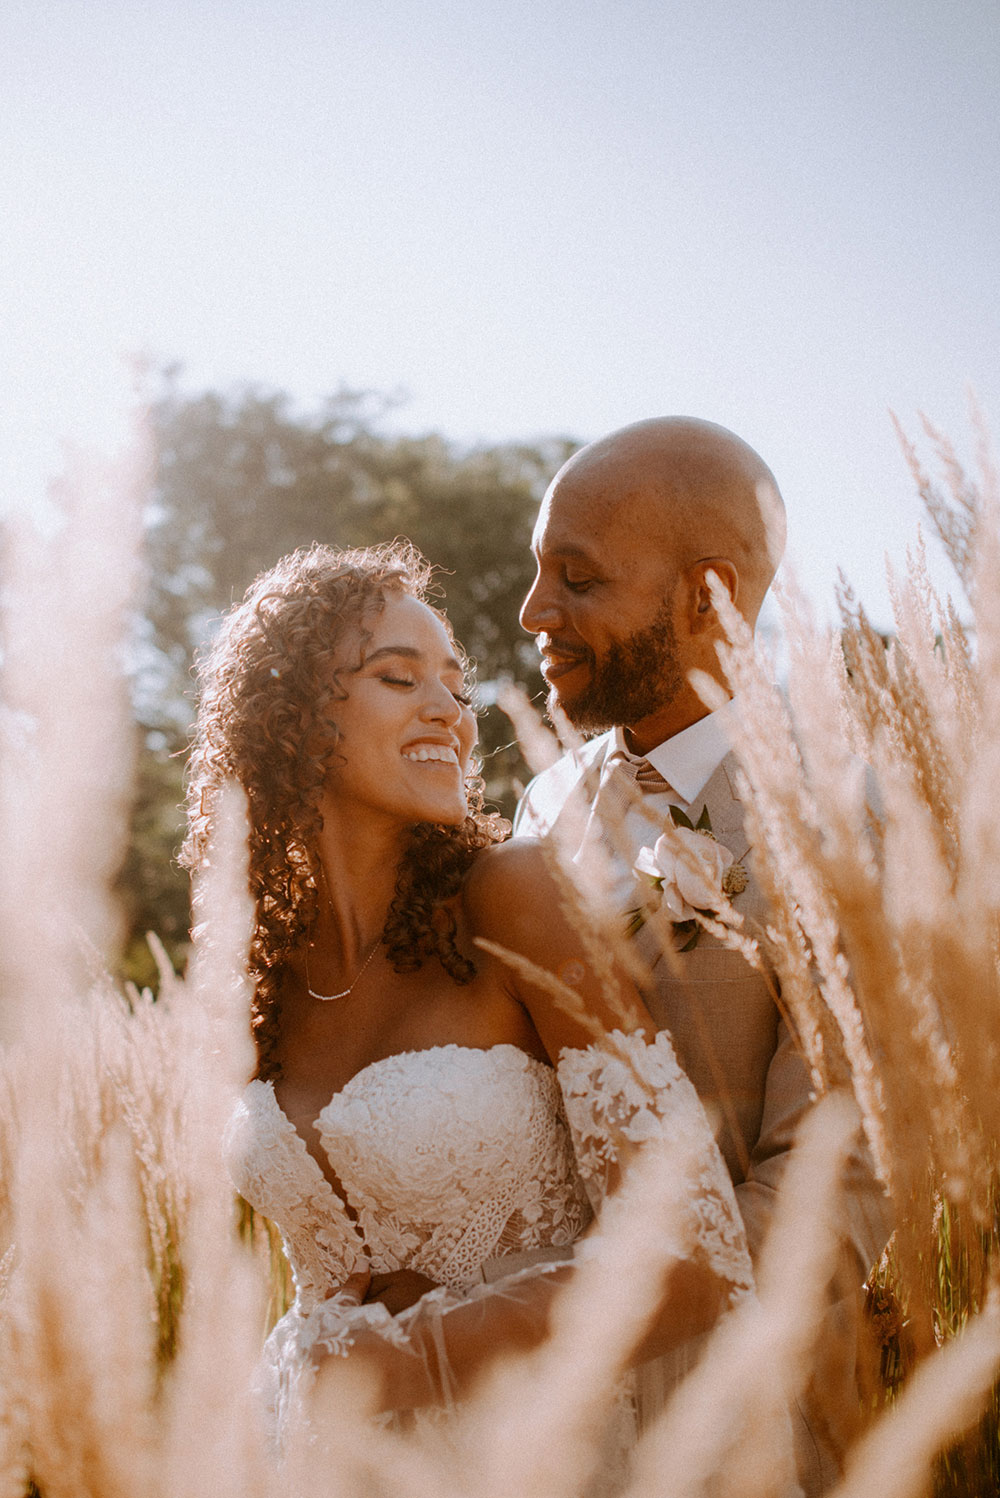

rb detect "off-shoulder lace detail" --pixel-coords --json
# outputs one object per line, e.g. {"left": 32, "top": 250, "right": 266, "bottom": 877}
{"left": 224, "top": 1081, "right": 367, "bottom": 1309}
{"left": 557, "top": 1030, "right": 754, "bottom": 1302}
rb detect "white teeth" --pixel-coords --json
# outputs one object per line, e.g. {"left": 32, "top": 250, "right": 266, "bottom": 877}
{"left": 403, "top": 744, "right": 459, "bottom": 765}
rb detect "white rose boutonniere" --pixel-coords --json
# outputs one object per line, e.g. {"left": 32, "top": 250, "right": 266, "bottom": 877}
{"left": 628, "top": 805, "right": 748, "bottom": 950}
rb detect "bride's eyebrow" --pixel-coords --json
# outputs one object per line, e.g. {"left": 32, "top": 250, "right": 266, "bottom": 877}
{"left": 362, "top": 645, "right": 464, "bottom": 673}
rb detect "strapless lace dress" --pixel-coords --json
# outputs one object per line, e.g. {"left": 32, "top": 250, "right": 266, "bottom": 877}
{"left": 225, "top": 1033, "right": 753, "bottom": 1454}
{"left": 226, "top": 1044, "right": 591, "bottom": 1308}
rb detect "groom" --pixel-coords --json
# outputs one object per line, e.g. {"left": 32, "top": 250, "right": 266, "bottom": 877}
{"left": 513, "top": 416, "right": 887, "bottom": 1496}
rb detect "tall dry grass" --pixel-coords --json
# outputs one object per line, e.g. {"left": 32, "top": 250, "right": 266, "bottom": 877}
{"left": 1, "top": 411, "right": 999, "bottom": 1496}
{"left": 691, "top": 407, "right": 1000, "bottom": 1491}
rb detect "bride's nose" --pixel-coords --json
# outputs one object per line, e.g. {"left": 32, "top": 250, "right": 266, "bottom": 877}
{"left": 419, "top": 678, "right": 462, "bottom": 724}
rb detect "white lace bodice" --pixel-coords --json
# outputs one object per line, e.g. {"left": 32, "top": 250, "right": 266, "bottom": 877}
{"left": 227, "top": 1029, "right": 754, "bottom": 1458}
{"left": 225, "top": 1043, "right": 592, "bottom": 1310}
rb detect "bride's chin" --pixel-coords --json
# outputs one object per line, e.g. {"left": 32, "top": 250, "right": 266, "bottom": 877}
{"left": 389, "top": 793, "right": 469, "bottom": 829}
{"left": 427, "top": 799, "right": 471, "bottom": 828}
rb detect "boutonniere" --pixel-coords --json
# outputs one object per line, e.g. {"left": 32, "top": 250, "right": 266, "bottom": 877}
{"left": 626, "top": 805, "right": 748, "bottom": 951}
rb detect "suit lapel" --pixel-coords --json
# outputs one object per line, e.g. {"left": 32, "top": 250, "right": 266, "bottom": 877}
{"left": 681, "top": 752, "right": 750, "bottom": 859}
{"left": 543, "top": 733, "right": 609, "bottom": 847}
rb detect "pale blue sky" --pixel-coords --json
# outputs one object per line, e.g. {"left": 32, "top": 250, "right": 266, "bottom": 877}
{"left": 2, "top": 0, "right": 997, "bottom": 625}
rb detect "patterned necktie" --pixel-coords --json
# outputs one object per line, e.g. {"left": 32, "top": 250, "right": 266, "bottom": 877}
{"left": 572, "top": 755, "right": 677, "bottom": 890}
{"left": 586, "top": 756, "right": 675, "bottom": 837}
{"left": 628, "top": 758, "right": 674, "bottom": 793}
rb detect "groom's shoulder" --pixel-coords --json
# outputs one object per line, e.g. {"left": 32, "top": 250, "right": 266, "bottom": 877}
{"left": 513, "top": 730, "right": 611, "bottom": 838}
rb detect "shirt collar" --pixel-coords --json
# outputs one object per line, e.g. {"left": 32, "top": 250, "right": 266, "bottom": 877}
{"left": 605, "top": 699, "right": 736, "bottom": 805}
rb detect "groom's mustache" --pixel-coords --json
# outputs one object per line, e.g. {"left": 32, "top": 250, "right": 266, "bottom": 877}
{"left": 537, "top": 634, "right": 592, "bottom": 665}
{"left": 536, "top": 636, "right": 594, "bottom": 689}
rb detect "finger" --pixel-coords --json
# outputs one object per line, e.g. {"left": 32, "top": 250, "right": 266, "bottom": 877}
{"left": 340, "top": 1268, "right": 372, "bottom": 1303}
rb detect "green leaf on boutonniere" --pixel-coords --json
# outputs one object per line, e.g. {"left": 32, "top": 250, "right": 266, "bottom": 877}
{"left": 624, "top": 911, "right": 709, "bottom": 950}
{"left": 669, "top": 803, "right": 713, "bottom": 835}
{"left": 625, "top": 907, "right": 646, "bottom": 938}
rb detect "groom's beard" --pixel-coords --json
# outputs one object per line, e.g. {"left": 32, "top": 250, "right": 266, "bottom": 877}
{"left": 549, "top": 603, "right": 683, "bottom": 734}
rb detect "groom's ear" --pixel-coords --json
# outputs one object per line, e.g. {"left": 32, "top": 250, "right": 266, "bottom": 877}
{"left": 685, "top": 558, "right": 739, "bottom": 634}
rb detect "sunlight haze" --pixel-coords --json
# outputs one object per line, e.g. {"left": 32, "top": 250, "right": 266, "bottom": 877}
{"left": 3, "top": 0, "right": 997, "bottom": 625}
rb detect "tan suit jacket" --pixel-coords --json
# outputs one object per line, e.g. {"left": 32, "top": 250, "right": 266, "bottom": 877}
{"left": 514, "top": 732, "right": 890, "bottom": 1495}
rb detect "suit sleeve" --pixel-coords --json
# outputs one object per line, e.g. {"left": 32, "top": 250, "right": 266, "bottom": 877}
{"left": 736, "top": 1015, "right": 890, "bottom": 1278}
{"left": 738, "top": 764, "right": 892, "bottom": 1279}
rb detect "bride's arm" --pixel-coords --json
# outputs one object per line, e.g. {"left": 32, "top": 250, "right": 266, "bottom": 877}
{"left": 464, "top": 837, "right": 658, "bottom": 1061}
{"left": 313, "top": 1252, "right": 730, "bottom": 1414}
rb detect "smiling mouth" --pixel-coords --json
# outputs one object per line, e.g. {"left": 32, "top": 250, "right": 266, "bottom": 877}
{"left": 401, "top": 744, "right": 461, "bottom": 766}
{"left": 540, "top": 646, "right": 591, "bottom": 682}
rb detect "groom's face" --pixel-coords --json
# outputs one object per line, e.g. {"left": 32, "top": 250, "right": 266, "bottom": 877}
{"left": 520, "top": 474, "right": 685, "bottom": 733}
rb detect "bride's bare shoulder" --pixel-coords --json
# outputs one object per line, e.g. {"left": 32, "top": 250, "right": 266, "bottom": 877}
{"left": 462, "top": 837, "right": 655, "bottom": 1049}
{"left": 461, "top": 838, "right": 556, "bottom": 942}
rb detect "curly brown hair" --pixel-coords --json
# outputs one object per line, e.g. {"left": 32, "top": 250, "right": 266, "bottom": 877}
{"left": 181, "top": 540, "right": 508, "bottom": 1080}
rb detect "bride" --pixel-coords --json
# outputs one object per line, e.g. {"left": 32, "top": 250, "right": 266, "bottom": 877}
{"left": 182, "top": 540, "right": 752, "bottom": 1451}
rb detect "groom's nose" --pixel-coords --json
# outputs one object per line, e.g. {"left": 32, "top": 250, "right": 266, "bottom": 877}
{"left": 519, "top": 570, "right": 560, "bottom": 635}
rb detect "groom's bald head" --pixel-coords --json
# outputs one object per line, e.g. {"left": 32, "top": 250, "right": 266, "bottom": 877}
{"left": 520, "top": 416, "right": 786, "bottom": 746}
{"left": 548, "top": 417, "right": 785, "bottom": 622}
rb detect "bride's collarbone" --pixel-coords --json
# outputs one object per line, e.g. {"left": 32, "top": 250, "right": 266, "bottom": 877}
{"left": 274, "top": 959, "right": 545, "bottom": 1114}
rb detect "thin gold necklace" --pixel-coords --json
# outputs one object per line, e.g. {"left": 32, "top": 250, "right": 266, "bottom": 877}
{"left": 306, "top": 864, "right": 382, "bottom": 1001}
{"left": 305, "top": 936, "right": 380, "bottom": 1002}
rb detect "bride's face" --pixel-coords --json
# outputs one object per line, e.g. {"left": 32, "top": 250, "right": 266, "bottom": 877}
{"left": 320, "top": 592, "right": 478, "bottom": 827}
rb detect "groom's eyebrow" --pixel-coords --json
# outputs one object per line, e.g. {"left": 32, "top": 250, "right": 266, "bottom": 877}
{"left": 540, "top": 542, "right": 600, "bottom": 564}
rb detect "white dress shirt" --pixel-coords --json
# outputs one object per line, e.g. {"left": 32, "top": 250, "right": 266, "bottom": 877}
{"left": 514, "top": 701, "right": 738, "bottom": 908}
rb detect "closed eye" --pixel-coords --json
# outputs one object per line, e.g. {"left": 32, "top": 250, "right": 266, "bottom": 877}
{"left": 564, "top": 576, "right": 595, "bottom": 594}
{"left": 380, "top": 672, "right": 471, "bottom": 707}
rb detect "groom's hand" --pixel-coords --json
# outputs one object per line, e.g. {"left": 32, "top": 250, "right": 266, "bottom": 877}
{"left": 365, "top": 1269, "right": 439, "bottom": 1314}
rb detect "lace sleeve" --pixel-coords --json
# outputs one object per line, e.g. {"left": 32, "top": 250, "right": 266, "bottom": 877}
{"left": 557, "top": 1030, "right": 754, "bottom": 1303}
